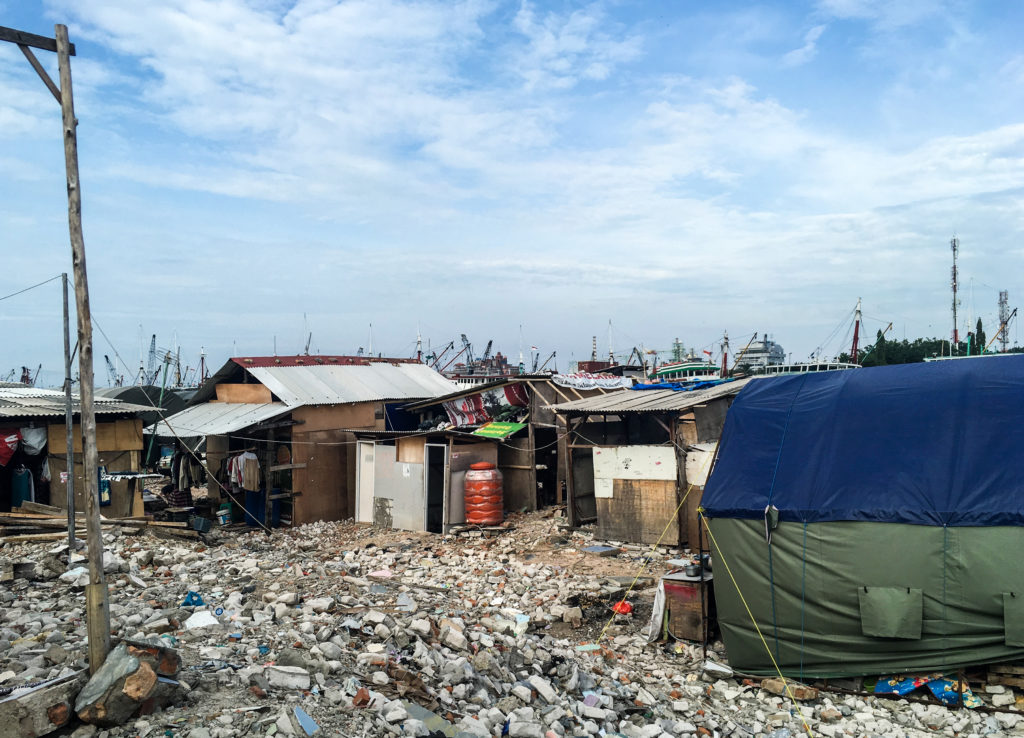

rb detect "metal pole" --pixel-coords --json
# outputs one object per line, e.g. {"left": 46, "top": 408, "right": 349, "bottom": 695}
{"left": 56, "top": 24, "right": 109, "bottom": 673}
{"left": 62, "top": 272, "right": 75, "bottom": 552}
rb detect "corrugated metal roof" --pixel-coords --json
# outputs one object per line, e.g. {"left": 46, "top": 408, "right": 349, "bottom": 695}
{"left": 147, "top": 403, "right": 291, "bottom": 437}
{"left": 552, "top": 378, "right": 753, "bottom": 414}
{"left": 233, "top": 355, "right": 422, "bottom": 368}
{"left": 0, "top": 387, "right": 154, "bottom": 419}
{"left": 246, "top": 363, "right": 458, "bottom": 406}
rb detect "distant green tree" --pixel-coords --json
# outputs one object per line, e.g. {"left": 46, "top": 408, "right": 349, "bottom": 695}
{"left": 975, "top": 318, "right": 986, "bottom": 354}
{"left": 860, "top": 329, "right": 888, "bottom": 366}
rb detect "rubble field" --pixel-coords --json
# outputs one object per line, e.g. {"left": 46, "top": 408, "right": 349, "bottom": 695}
{"left": 1, "top": 510, "right": 1021, "bottom": 738}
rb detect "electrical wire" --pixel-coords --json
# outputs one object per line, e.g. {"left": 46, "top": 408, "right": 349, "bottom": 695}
{"left": 0, "top": 274, "right": 62, "bottom": 302}
{"left": 93, "top": 316, "right": 275, "bottom": 533}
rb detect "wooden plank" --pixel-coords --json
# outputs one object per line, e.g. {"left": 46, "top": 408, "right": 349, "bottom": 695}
{"left": 989, "top": 664, "right": 1024, "bottom": 676}
{"left": 15, "top": 501, "right": 64, "bottom": 515}
{"left": 0, "top": 25, "right": 75, "bottom": 54}
{"left": 19, "top": 44, "right": 61, "bottom": 102}
{"left": 1, "top": 531, "right": 85, "bottom": 543}
{"left": 988, "top": 674, "right": 1024, "bottom": 688}
{"left": 215, "top": 383, "right": 272, "bottom": 403}
{"left": 7, "top": 510, "right": 83, "bottom": 519}
{"left": 0, "top": 515, "right": 74, "bottom": 529}
{"left": 268, "top": 462, "right": 306, "bottom": 472}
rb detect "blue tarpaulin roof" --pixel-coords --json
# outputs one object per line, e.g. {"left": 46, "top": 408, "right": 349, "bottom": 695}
{"left": 701, "top": 355, "right": 1024, "bottom": 527}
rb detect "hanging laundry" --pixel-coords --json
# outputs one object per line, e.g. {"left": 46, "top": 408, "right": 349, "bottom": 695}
{"left": 0, "top": 430, "right": 21, "bottom": 467}
{"left": 97, "top": 465, "right": 111, "bottom": 506}
{"left": 11, "top": 464, "right": 35, "bottom": 506}
{"left": 19, "top": 427, "right": 47, "bottom": 455}
{"left": 240, "top": 451, "right": 260, "bottom": 492}
{"left": 228, "top": 452, "right": 261, "bottom": 492}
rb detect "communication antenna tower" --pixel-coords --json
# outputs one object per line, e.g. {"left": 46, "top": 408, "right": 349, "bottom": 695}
{"left": 950, "top": 237, "right": 960, "bottom": 352}
{"left": 999, "top": 290, "right": 1010, "bottom": 353}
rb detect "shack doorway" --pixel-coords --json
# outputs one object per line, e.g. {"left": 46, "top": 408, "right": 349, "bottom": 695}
{"left": 534, "top": 427, "right": 559, "bottom": 508}
{"left": 425, "top": 443, "right": 446, "bottom": 533}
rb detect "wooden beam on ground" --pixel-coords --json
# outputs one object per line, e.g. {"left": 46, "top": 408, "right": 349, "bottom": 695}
{"left": 15, "top": 501, "right": 65, "bottom": 515}
{"left": 1, "top": 531, "right": 85, "bottom": 543}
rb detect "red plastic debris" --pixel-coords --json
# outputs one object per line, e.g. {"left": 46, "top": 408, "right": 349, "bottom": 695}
{"left": 612, "top": 600, "right": 633, "bottom": 615}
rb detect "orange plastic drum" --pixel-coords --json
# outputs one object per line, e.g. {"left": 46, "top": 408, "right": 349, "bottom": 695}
{"left": 464, "top": 461, "right": 504, "bottom": 525}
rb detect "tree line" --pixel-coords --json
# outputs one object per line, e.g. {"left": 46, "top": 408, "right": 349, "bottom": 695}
{"left": 840, "top": 318, "right": 1022, "bottom": 366}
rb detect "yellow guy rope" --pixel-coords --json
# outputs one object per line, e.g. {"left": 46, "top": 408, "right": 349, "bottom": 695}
{"left": 699, "top": 511, "right": 814, "bottom": 737}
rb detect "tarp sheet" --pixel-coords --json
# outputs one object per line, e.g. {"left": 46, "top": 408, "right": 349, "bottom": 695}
{"left": 702, "top": 356, "right": 1024, "bottom": 527}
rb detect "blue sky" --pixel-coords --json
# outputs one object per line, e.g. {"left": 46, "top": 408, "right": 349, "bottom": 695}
{"left": 2, "top": 0, "right": 1024, "bottom": 386}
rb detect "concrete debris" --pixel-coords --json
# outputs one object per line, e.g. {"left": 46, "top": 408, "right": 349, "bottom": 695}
{"left": 0, "top": 669, "right": 88, "bottom": 737}
{"left": 75, "top": 640, "right": 181, "bottom": 726}
{"left": 0, "top": 510, "right": 1019, "bottom": 736}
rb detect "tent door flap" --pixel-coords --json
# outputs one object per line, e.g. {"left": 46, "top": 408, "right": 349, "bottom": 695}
{"left": 858, "top": 586, "right": 923, "bottom": 640}
{"left": 1004, "top": 593, "right": 1024, "bottom": 647}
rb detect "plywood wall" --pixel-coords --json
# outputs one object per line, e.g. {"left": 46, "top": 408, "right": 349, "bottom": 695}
{"left": 48, "top": 450, "right": 142, "bottom": 519}
{"left": 47, "top": 418, "right": 143, "bottom": 453}
{"left": 291, "top": 428, "right": 350, "bottom": 525}
{"left": 596, "top": 478, "right": 680, "bottom": 545}
{"left": 592, "top": 445, "right": 680, "bottom": 545}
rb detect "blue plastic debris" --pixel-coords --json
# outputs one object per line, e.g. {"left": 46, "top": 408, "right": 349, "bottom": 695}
{"left": 293, "top": 706, "right": 320, "bottom": 736}
{"left": 181, "top": 591, "right": 204, "bottom": 607}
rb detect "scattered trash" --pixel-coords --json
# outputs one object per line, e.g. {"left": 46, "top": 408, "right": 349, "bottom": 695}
{"left": 582, "top": 545, "right": 620, "bottom": 557}
{"left": 702, "top": 660, "right": 734, "bottom": 678}
{"left": 183, "top": 611, "right": 219, "bottom": 630}
{"left": 181, "top": 591, "right": 204, "bottom": 607}
{"left": 293, "top": 706, "right": 320, "bottom": 736}
{"left": 875, "top": 674, "right": 983, "bottom": 708}
{"left": 612, "top": 600, "right": 633, "bottom": 615}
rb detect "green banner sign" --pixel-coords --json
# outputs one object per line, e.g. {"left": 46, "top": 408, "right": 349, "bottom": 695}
{"left": 472, "top": 421, "right": 526, "bottom": 439}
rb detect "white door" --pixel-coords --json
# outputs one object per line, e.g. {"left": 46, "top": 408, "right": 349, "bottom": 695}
{"left": 356, "top": 441, "right": 375, "bottom": 523}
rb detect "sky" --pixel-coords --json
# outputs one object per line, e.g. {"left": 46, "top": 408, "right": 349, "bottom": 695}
{"left": 2, "top": 0, "right": 1024, "bottom": 387}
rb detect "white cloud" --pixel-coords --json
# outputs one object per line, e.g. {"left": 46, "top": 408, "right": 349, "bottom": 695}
{"left": 816, "top": 0, "right": 950, "bottom": 30}
{"left": 510, "top": 1, "right": 642, "bottom": 90}
{"left": 1, "top": 0, "right": 1021, "bottom": 372}
{"left": 782, "top": 24, "right": 826, "bottom": 67}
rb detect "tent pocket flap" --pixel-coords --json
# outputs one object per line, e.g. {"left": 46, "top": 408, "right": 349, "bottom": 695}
{"left": 858, "top": 586, "right": 923, "bottom": 639}
{"left": 1003, "top": 593, "right": 1024, "bottom": 647}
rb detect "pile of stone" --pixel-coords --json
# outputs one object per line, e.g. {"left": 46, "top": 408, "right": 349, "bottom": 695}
{"left": 0, "top": 512, "right": 1020, "bottom": 737}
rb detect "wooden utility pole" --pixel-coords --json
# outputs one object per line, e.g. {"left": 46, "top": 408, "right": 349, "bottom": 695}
{"left": 0, "top": 23, "right": 109, "bottom": 673}
{"left": 62, "top": 272, "right": 76, "bottom": 551}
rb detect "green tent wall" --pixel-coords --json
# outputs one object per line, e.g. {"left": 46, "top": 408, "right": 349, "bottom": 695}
{"left": 701, "top": 356, "right": 1024, "bottom": 677}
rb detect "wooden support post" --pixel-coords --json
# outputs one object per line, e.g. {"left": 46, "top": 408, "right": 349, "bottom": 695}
{"left": 62, "top": 272, "right": 76, "bottom": 551}
{"left": 564, "top": 418, "right": 576, "bottom": 528}
{"left": 264, "top": 428, "right": 275, "bottom": 534}
{"left": 56, "top": 23, "right": 109, "bottom": 673}
{"left": 526, "top": 416, "right": 537, "bottom": 512}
